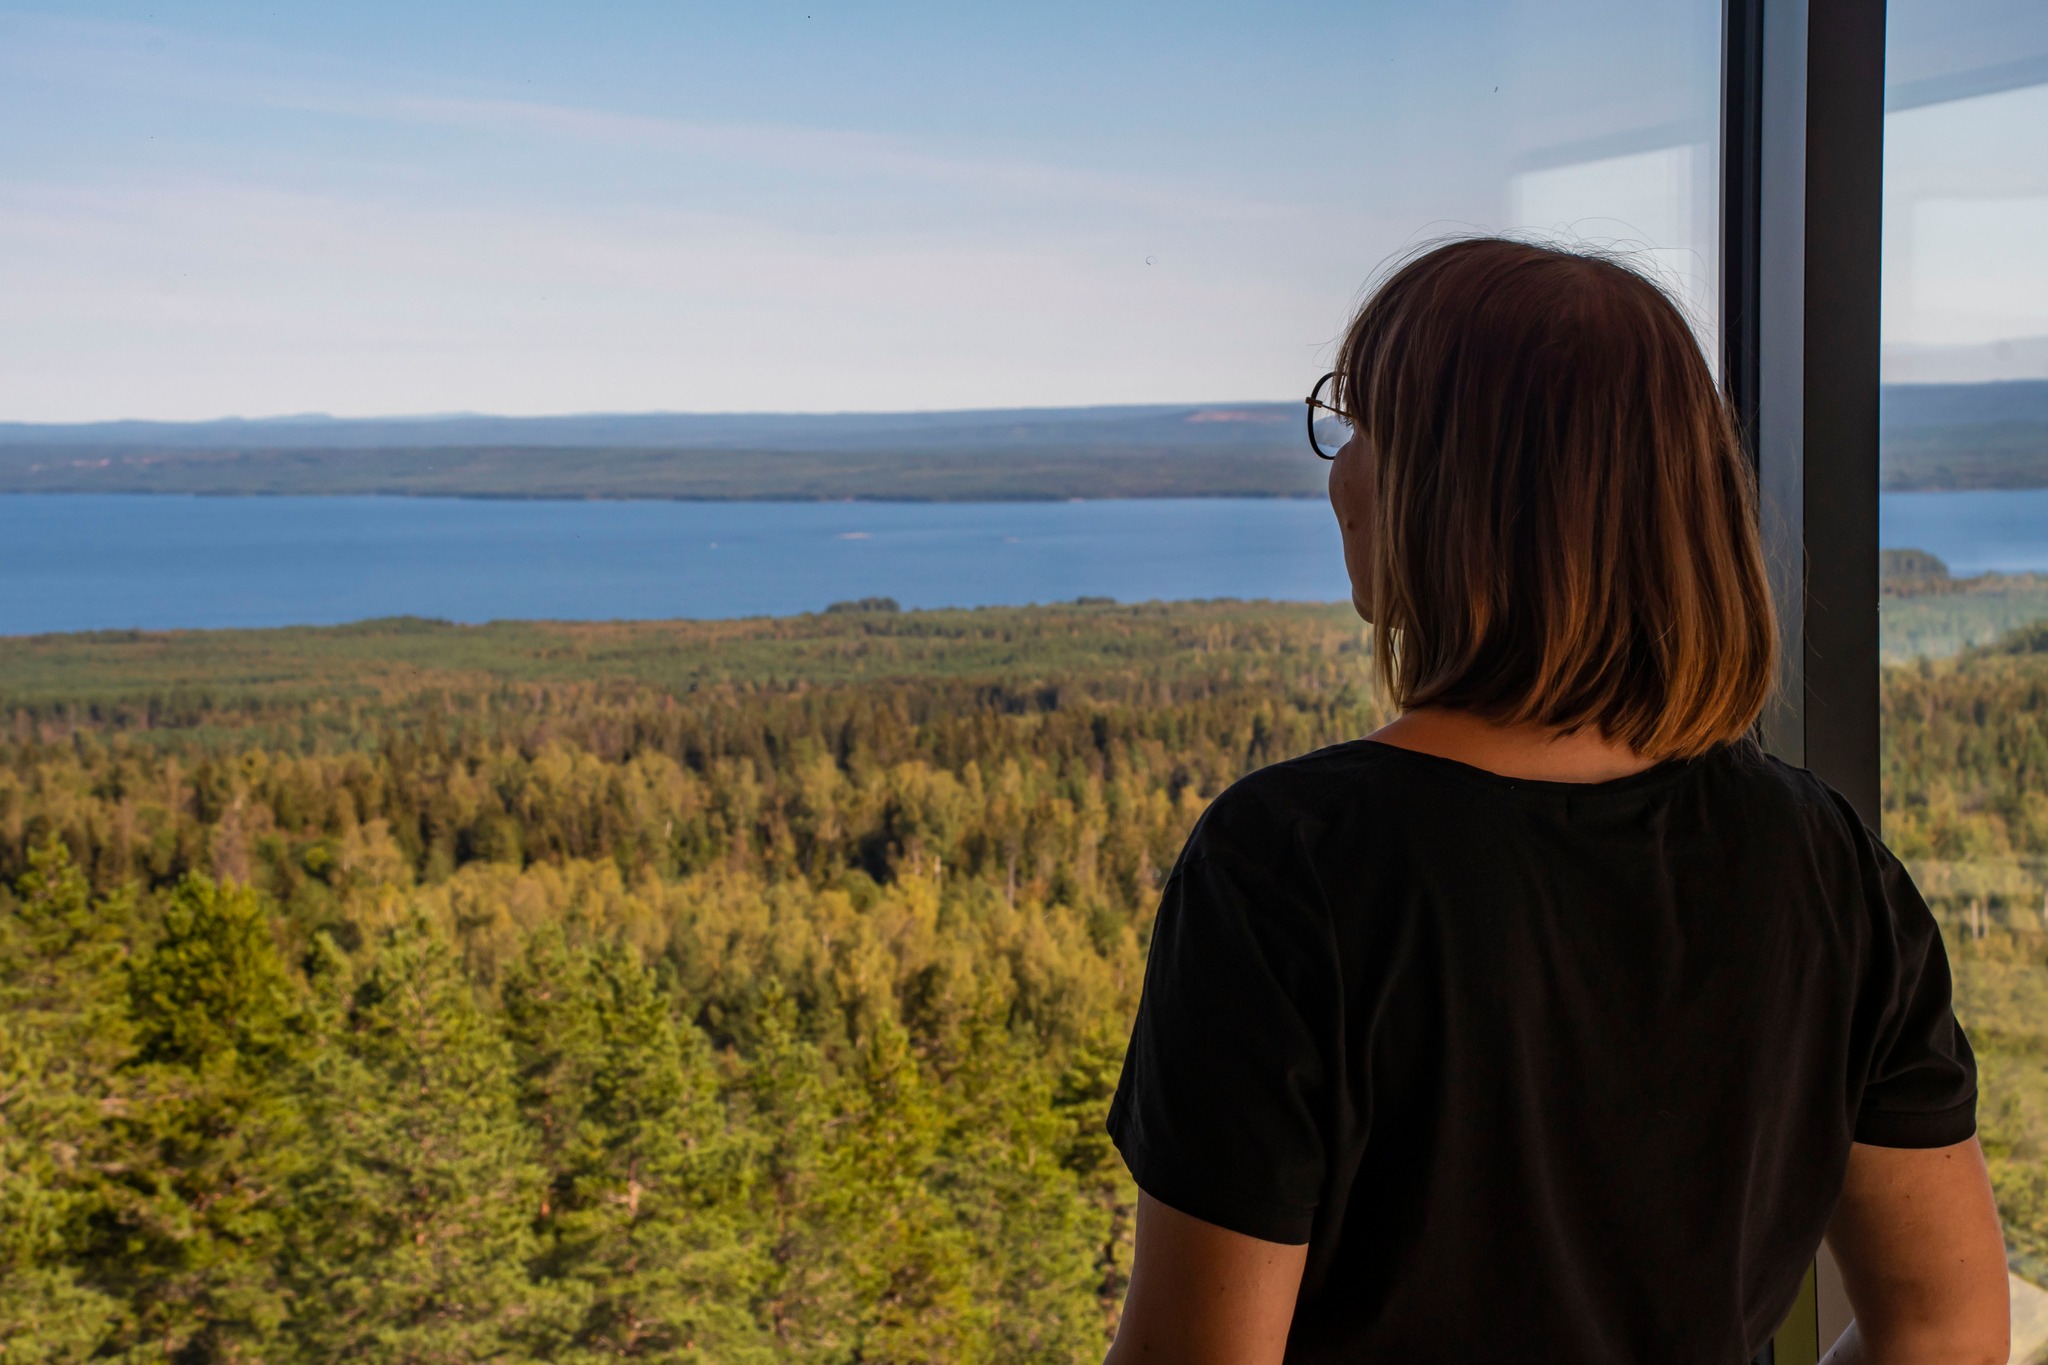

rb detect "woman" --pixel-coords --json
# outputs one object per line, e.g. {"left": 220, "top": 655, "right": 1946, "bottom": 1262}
{"left": 1103, "top": 239, "right": 2008, "bottom": 1364}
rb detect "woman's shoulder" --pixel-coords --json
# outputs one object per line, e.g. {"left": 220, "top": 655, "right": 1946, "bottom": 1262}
{"left": 1182, "top": 740, "right": 1409, "bottom": 865}
{"left": 1696, "top": 739, "right": 1881, "bottom": 849}
{"left": 1202, "top": 739, "right": 1404, "bottom": 822}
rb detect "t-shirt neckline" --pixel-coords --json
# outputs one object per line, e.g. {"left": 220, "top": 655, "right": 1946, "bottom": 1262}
{"left": 1355, "top": 737, "right": 1707, "bottom": 801}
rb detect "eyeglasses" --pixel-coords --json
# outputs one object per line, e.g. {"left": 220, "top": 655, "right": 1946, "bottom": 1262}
{"left": 1305, "top": 371, "right": 1353, "bottom": 461}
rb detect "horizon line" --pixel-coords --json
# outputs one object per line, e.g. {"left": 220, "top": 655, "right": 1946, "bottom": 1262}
{"left": 0, "top": 399, "right": 1304, "bottom": 429}
{"left": 6, "top": 375, "right": 2047, "bottom": 430}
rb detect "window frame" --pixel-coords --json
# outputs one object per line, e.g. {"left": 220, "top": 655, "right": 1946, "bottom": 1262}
{"left": 1720, "top": 0, "right": 1890, "bottom": 1358}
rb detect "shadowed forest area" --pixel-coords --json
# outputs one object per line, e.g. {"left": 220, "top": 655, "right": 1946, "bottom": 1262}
{"left": 1, "top": 598, "right": 2043, "bottom": 1360}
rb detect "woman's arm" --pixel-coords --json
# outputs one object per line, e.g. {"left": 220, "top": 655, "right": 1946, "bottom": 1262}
{"left": 1104, "top": 1192, "right": 1308, "bottom": 1365}
{"left": 1819, "top": 1137, "right": 2009, "bottom": 1365}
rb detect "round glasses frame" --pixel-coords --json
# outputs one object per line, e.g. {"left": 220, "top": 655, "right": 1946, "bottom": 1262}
{"left": 1305, "top": 371, "right": 1351, "bottom": 461}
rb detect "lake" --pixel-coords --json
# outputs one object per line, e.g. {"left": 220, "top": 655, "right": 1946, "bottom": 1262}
{"left": 2, "top": 490, "right": 2043, "bottom": 636}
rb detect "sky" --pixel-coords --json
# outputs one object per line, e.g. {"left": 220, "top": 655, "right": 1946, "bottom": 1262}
{"left": 1882, "top": 80, "right": 2048, "bottom": 382}
{"left": 0, "top": 0, "right": 2038, "bottom": 421}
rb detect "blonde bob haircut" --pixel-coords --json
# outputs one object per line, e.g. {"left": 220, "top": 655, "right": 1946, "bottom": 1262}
{"left": 1334, "top": 237, "right": 1776, "bottom": 760}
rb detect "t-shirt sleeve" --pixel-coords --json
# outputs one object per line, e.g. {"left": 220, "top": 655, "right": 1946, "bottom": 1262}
{"left": 1852, "top": 838, "right": 1978, "bottom": 1149}
{"left": 1107, "top": 787, "right": 1336, "bottom": 1245}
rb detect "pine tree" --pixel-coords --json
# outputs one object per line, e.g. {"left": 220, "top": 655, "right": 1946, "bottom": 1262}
{"left": 109, "top": 871, "right": 304, "bottom": 1361}
{"left": 824, "top": 1013, "right": 990, "bottom": 1364}
{"left": 953, "top": 1018, "right": 1114, "bottom": 1364}
{"left": 1053, "top": 1027, "right": 1137, "bottom": 1341}
{"left": 505, "top": 933, "right": 769, "bottom": 1360}
{"left": 280, "top": 916, "right": 553, "bottom": 1362}
{"left": 0, "top": 838, "right": 129, "bottom": 1360}
{"left": 734, "top": 981, "right": 851, "bottom": 1362}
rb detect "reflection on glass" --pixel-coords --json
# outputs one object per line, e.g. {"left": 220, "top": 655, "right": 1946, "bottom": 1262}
{"left": 1882, "top": 0, "right": 2048, "bottom": 1348}
{"left": 0, "top": 2, "right": 1721, "bottom": 420}
{"left": 1321, "top": 1, "right": 1722, "bottom": 365}
{"left": 0, "top": 3, "right": 1730, "bottom": 1360}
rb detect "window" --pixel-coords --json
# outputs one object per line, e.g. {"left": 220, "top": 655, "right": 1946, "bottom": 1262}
{"left": 1880, "top": 0, "right": 2048, "bottom": 1350}
{"left": 4, "top": 2, "right": 2020, "bottom": 1360}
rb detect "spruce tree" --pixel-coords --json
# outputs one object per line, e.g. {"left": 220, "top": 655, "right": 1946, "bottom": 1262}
{"left": 112, "top": 871, "right": 305, "bottom": 1361}
{"left": 1053, "top": 1027, "right": 1137, "bottom": 1340}
{"left": 823, "top": 1013, "right": 989, "bottom": 1364}
{"left": 732, "top": 981, "right": 848, "bottom": 1362}
{"left": 0, "top": 839, "right": 128, "bottom": 1360}
{"left": 505, "top": 931, "right": 769, "bottom": 1361}
{"left": 280, "top": 917, "right": 552, "bottom": 1362}
{"left": 947, "top": 1015, "right": 1111, "bottom": 1364}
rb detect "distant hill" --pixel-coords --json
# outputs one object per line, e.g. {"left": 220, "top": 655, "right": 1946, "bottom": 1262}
{"left": 0, "top": 403, "right": 1302, "bottom": 453}
{"left": 1881, "top": 379, "right": 2048, "bottom": 491}
{"left": 0, "top": 403, "right": 1325, "bottom": 501}
{"left": 0, "top": 382, "right": 2040, "bottom": 499}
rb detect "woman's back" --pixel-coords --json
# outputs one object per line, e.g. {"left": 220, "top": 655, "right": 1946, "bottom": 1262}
{"left": 1109, "top": 739, "right": 1973, "bottom": 1362}
{"left": 1102, "top": 238, "right": 2004, "bottom": 1364}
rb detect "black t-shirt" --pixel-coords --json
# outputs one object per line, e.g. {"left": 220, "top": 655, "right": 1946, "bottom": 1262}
{"left": 1108, "top": 739, "right": 1975, "bottom": 1364}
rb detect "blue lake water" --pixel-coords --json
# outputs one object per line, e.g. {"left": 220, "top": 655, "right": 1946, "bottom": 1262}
{"left": 1878, "top": 489, "right": 2048, "bottom": 576}
{"left": 2, "top": 490, "right": 2043, "bottom": 636}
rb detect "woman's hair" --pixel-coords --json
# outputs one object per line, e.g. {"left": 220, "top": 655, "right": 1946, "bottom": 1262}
{"left": 1334, "top": 237, "right": 1776, "bottom": 760}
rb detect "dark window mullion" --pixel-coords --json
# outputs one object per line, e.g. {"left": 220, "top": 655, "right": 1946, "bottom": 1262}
{"left": 1722, "top": 2, "right": 1890, "bottom": 1361}
{"left": 1798, "top": 0, "right": 1888, "bottom": 828}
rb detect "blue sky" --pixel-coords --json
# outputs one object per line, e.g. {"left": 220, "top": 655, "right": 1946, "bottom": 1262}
{"left": 1, "top": 0, "right": 2034, "bottom": 420}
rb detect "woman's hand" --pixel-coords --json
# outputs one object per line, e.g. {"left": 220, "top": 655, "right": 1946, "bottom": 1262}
{"left": 1104, "top": 1192, "right": 1308, "bottom": 1365}
{"left": 1821, "top": 1137, "right": 2009, "bottom": 1365}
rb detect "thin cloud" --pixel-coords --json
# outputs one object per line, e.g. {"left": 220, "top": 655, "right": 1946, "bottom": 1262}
{"left": 0, "top": 11, "right": 1347, "bottom": 419}
{"left": 2, "top": 14, "right": 1290, "bottom": 222}
{"left": 0, "top": 173, "right": 1330, "bottom": 419}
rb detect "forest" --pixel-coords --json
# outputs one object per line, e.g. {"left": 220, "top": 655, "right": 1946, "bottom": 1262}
{"left": 1, "top": 598, "right": 2043, "bottom": 1360}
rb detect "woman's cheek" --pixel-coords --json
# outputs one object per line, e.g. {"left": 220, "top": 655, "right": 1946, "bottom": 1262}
{"left": 1328, "top": 447, "right": 1376, "bottom": 619}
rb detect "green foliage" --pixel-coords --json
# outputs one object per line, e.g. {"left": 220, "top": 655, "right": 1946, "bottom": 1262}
{"left": 129, "top": 875, "right": 299, "bottom": 1069}
{"left": 282, "top": 919, "right": 551, "bottom": 1361}
{"left": 111, "top": 875, "right": 304, "bottom": 1361}
{"left": 1987, "top": 620, "right": 2048, "bottom": 657}
{"left": 0, "top": 839, "right": 129, "bottom": 1360}
{"left": 1877, "top": 628, "right": 2048, "bottom": 1286}
{"left": 1, "top": 596, "right": 2045, "bottom": 1356}
{"left": 1, "top": 598, "right": 1259, "bottom": 1360}
{"left": 504, "top": 932, "right": 768, "bottom": 1360}
{"left": 1880, "top": 576, "right": 2048, "bottom": 662}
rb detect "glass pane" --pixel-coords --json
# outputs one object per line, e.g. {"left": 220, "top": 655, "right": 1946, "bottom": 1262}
{"left": 1881, "top": 0, "right": 2048, "bottom": 1344}
{"left": 0, "top": 1, "right": 1722, "bottom": 633}
{"left": 0, "top": 2, "right": 1720, "bottom": 1359}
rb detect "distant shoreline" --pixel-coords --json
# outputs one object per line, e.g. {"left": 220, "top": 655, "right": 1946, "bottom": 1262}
{"left": 2, "top": 379, "right": 2044, "bottom": 497}
{"left": 3, "top": 586, "right": 2043, "bottom": 669}
{"left": 0, "top": 482, "right": 2041, "bottom": 502}
{"left": 0, "top": 484, "right": 1331, "bottom": 504}
{"left": 0, "top": 452, "right": 2042, "bottom": 499}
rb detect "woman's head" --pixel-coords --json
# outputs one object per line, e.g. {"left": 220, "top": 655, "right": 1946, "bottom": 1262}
{"left": 1327, "top": 237, "right": 1775, "bottom": 760}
